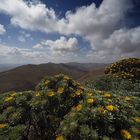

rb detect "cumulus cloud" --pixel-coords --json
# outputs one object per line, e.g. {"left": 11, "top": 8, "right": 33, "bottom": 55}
{"left": 103, "top": 27, "right": 140, "bottom": 54}
{"left": 57, "top": 0, "right": 131, "bottom": 36}
{"left": 42, "top": 36, "right": 79, "bottom": 52}
{"left": 0, "top": 24, "right": 6, "bottom": 35}
{"left": 0, "top": 0, "right": 131, "bottom": 36}
{"left": 85, "top": 27, "right": 140, "bottom": 63}
{"left": 0, "top": 0, "right": 58, "bottom": 33}
{"left": 0, "top": 0, "right": 131, "bottom": 35}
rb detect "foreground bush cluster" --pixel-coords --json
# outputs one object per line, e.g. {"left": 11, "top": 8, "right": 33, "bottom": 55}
{"left": 105, "top": 58, "right": 140, "bottom": 81}
{"left": 0, "top": 74, "right": 140, "bottom": 140}
{"left": 0, "top": 75, "right": 85, "bottom": 139}
{"left": 0, "top": 58, "right": 140, "bottom": 140}
{"left": 57, "top": 90, "right": 140, "bottom": 140}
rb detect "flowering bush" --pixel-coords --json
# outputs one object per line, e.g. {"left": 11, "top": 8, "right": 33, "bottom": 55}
{"left": 0, "top": 91, "right": 34, "bottom": 139}
{"left": 0, "top": 75, "right": 85, "bottom": 139}
{"left": 30, "top": 74, "right": 85, "bottom": 139}
{"left": 56, "top": 90, "right": 140, "bottom": 140}
{"left": 105, "top": 58, "right": 140, "bottom": 81}
{"left": 0, "top": 74, "right": 140, "bottom": 140}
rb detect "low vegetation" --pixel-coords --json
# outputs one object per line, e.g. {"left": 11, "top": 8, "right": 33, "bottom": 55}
{"left": 0, "top": 58, "right": 140, "bottom": 140}
{"left": 57, "top": 90, "right": 140, "bottom": 140}
{"left": 104, "top": 58, "right": 140, "bottom": 81}
{"left": 85, "top": 75, "right": 140, "bottom": 94}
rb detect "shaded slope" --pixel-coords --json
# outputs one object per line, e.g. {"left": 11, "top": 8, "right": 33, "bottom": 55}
{"left": 0, "top": 63, "right": 87, "bottom": 93}
{"left": 78, "top": 68, "right": 105, "bottom": 82}
{"left": 0, "top": 63, "right": 107, "bottom": 93}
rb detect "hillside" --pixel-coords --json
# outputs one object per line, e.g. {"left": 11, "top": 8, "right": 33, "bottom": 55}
{"left": 0, "top": 63, "right": 107, "bottom": 93}
{"left": 79, "top": 68, "right": 105, "bottom": 82}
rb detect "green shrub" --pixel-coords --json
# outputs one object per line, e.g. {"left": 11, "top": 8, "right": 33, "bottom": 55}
{"left": 30, "top": 74, "right": 85, "bottom": 139}
{"left": 57, "top": 90, "right": 140, "bottom": 140}
{"left": 0, "top": 74, "right": 140, "bottom": 140}
{"left": 0, "top": 75, "right": 86, "bottom": 139}
{"left": 85, "top": 75, "right": 140, "bottom": 93}
{"left": 0, "top": 91, "right": 34, "bottom": 140}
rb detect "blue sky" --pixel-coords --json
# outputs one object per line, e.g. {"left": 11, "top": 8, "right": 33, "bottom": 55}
{"left": 0, "top": 0, "right": 140, "bottom": 64}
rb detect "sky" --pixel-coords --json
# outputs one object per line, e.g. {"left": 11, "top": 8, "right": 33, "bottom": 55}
{"left": 0, "top": 0, "right": 140, "bottom": 64}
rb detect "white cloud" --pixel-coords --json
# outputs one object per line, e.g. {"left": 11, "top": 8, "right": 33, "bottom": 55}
{"left": 33, "top": 43, "right": 43, "bottom": 49}
{"left": 0, "top": 0, "right": 58, "bottom": 33}
{"left": 57, "top": 0, "right": 131, "bottom": 36}
{"left": 103, "top": 27, "right": 140, "bottom": 54}
{"left": 0, "top": 24, "right": 6, "bottom": 35}
{"left": 41, "top": 36, "right": 79, "bottom": 52}
{"left": 0, "top": 43, "right": 81, "bottom": 64}
{"left": 0, "top": 44, "right": 48, "bottom": 64}
{"left": 85, "top": 27, "right": 140, "bottom": 63}
{"left": 0, "top": 0, "right": 131, "bottom": 36}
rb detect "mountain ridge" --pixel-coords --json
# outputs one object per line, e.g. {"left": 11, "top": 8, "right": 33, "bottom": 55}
{"left": 0, "top": 63, "right": 108, "bottom": 93}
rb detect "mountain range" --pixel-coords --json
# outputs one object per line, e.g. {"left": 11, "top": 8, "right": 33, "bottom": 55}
{"left": 0, "top": 63, "right": 108, "bottom": 93}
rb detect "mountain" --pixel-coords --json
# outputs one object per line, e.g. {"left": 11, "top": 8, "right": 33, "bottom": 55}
{"left": 67, "top": 62, "right": 107, "bottom": 71}
{"left": 0, "top": 63, "right": 108, "bottom": 93}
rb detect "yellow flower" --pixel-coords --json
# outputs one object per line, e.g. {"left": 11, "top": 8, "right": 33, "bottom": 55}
{"left": 75, "top": 104, "right": 82, "bottom": 111}
{"left": 57, "top": 87, "right": 64, "bottom": 94}
{"left": 11, "top": 92, "right": 17, "bottom": 97}
{"left": 64, "top": 75, "right": 70, "bottom": 80}
{"left": 103, "top": 93, "right": 111, "bottom": 98}
{"left": 133, "top": 117, "right": 140, "bottom": 123}
{"left": 87, "top": 98, "right": 94, "bottom": 104}
{"left": 4, "top": 97, "right": 13, "bottom": 102}
{"left": 79, "top": 86, "right": 84, "bottom": 90}
{"left": 105, "top": 105, "right": 114, "bottom": 111}
{"left": 0, "top": 123, "right": 7, "bottom": 129}
{"left": 35, "top": 92, "right": 40, "bottom": 97}
{"left": 125, "top": 96, "right": 131, "bottom": 101}
{"left": 75, "top": 90, "right": 82, "bottom": 96}
{"left": 132, "top": 127, "right": 139, "bottom": 134}
{"left": 121, "top": 129, "right": 131, "bottom": 139}
{"left": 56, "top": 135, "right": 64, "bottom": 140}
{"left": 98, "top": 108, "right": 108, "bottom": 114}
{"left": 45, "top": 80, "right": 49, "bottom": 85}
{"left": 87, "top": 92, "right": 93, "bottom": 96}
{"left": 47, "top": 91, "right": 55, "bottom": 97}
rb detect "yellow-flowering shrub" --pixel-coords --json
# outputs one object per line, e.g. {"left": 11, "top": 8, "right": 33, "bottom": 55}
{"left": 57, "top": 90, "right": 140, "bottom": 140}
{"left": 0, "top": 74, "right": 140, "bottom": 140}
{"left": 105, "top": 58, "right": 140, "bottom": 81}
{"left": 30, "top": 74, "right": 85, "bottom": 139}
{"left": 0, "top": 91, "right": 34, "bottom": 139}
